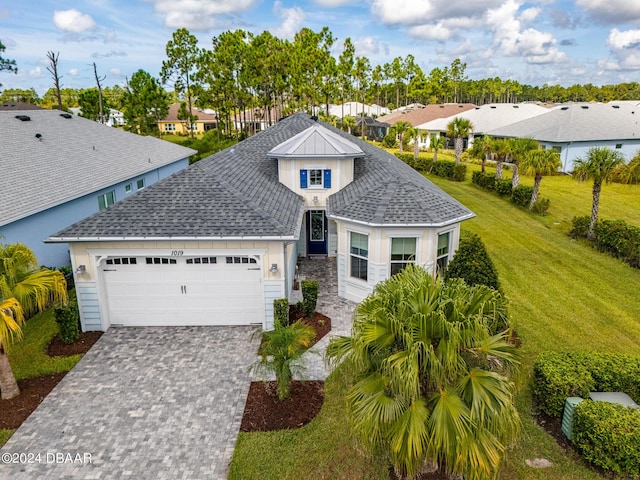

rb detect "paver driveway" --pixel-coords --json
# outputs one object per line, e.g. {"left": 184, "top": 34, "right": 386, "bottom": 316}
{"left": 0, "top": 326, "right": 259, "bottom": 480}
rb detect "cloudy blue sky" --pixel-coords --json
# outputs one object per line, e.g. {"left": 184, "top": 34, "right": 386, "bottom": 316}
{"left": 1, "top": 0, "right": 640, "bottom": 96}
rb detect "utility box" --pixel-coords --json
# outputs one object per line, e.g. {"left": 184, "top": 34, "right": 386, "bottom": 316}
{"left": 561, "top": 397, "right": 584, "bottom": 441}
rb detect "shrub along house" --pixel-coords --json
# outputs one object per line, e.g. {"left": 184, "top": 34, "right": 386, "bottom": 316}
{"left": 48, "top": 113, "right": 473, "bottom": 331}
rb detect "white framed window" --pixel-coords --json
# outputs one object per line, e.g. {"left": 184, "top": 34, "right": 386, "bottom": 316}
{"left": 300, "top": 169, "right": 331, "bottom": 189}
{"left": 436, "top": 231, "right": 451, "bottom": 273}
{"left": 98, "top": 191, "right": 115, "bottom": 210}
{"left": 165, "top": 123, "right": 176, "bottom": 132}
{"left": 350, "top": 232, "right": 368, "bottom": 281}
{"left": 390, "top": 237, "right": 416, "bottom": 275}
{"left": 187, "top": 123, "right": 198, "bottom": 131}
{"left": 309, "top": 169, "right": 323, "bottom": 186}
{"left": 125, "top": 183, "right": 132, "bottom": 193}
{"left": 137, "top": 178, "right": 145, "bottom": 190}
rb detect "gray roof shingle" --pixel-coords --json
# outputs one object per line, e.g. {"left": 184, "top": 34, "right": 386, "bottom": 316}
{"left": 1, "top": 109, "right": 196, "bottom": 226}
{"left": 51, "top": 113, "right": 473, "bottom": 240}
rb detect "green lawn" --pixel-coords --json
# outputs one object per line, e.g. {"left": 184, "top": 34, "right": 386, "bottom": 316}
{"left": 230, "top": 164, "right": 640, "bottom": 480}
{"left": 1, "top": 294, "right": 82, "bottom": 447}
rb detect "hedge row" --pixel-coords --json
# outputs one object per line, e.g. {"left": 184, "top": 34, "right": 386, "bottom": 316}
{"left": 569, "top": 216, "right": 640, "bottom": 268}
{"left": 573, "top": 400, "right": 640, "bottom": 477}
{"left": 395, "top": 153, "right": 466, "bottom": 182}
{"left": 533, "top": 352, "right": 640, "bottom": 417}
{"left": 472, "top": 171, "right": 550, "bottom": 215}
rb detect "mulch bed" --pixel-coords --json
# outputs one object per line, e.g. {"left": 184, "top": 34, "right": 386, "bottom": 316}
{"left": 242, "top": 306, "right": 331, "bottom": 433}
{"left": 240, "top": 380, "right": 325, "bottom": 432}
{"left": 0, "top": 331, "right": 102, "bottom": 432}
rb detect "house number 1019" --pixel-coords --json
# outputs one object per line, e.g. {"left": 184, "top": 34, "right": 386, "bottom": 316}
{"left": 171, "top": 250, "right": 184, "bottom": 256}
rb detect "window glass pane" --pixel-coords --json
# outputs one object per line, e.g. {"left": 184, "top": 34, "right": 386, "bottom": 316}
{"left": 125, "top": 184, "right": 132, "bottom": 193}
{"left": 391, "top": 238, "right": 416, "bottom": 260}
{"left": 98, "top": 195, "right": 106, "bottom": 210}
{"left": 350, "top": 232, "right": 368, "bottom": 257}
{"left": 137, "top": 179, "right": 145, "bottom": 189}
{"left": 107, "top": 191, "right": 115, "bottom": 206}
{"left": 351, "top": 256, "right": 368, "bottom": 280}
{"left": 309, "top": 169, "right": 323, "bottom": 185}
{"left": 437, "top": 232, "right": 450, "bottom": 256}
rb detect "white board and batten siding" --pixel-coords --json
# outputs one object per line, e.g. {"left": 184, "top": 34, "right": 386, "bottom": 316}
{"left": 76, "top": 283, "right": 103, "bottom": 331}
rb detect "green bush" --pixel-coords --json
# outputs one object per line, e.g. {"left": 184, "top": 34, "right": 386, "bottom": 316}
{"left": 495, "top": 179, "right": 513, "bottom": 196}
{"left": 273, "top": 298, "right": 289, "bottom": 329}
{"left": 531, "top": 198, "right": 550, "bottom": 216}
{"left": 433, "top": 160, "right": 454, "bottom": 178}
{"left": 445, "top": 231, "right": 500, "bottom": 291}
{"left": 569, "top": 216, "right": 590, "bottom": 238}
{"left": 573, "top": 400, "right": 640, "bottom": 477}
{"left": 382, "top": 133, "right": 397, "bottom": 148}
{"left": 394, "top": 153, "right": 416, "bottom": 168}
{"left": 510, "top": 185, "right": 533, "bottom": 208}
{"left": 452, "top": 164, "right": 467, "bottom": 182}
{"left": 301, "top": 279, "right": 318, "bottom": 317}
{"left": 54, "top": 302, "right": 80, "bottom": 344}
{"left": 415, "top": 157, "right": 434, "bottom": 172}
{"left": 472, "top": 171, "right": 496, "bottom": 190}
{"left": 533, "top": 352, "right": 640, "bottom": 417}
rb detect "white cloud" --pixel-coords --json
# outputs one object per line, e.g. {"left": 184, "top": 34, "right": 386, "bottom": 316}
{"left": 68, "top": 68, "right": 79, "bottom": 76}
{"left": 147, "top": 0, "right": 257, "bottom": 30}
{"left": 272, "top": 1, "right": 306, "bottom": 39}
{"left": 53, "top": 9, "right": 97, "bottom": 33}
{"left": 312, "top": 0, "right": 356, "bottom": 6}
{"left": 576, "top": 0, "right": 640, "bottom": 24}
{"left": 602, "top": 28, "right": 640, "bottom": 70}
{"left": 28, "top": 66, "right": 42, "bottom": 77}
{"left": 486, "top": 0, "right": 568, "bottom": 64}
{"left": 353, "top": 36, "right": 382, "bottom": 55}
{"left": 371, "top": 0, "right": 503, "bottom": 26}
{"left": 408, "top": 17, "right": 477, "bottom": 41}
{"left": 607, "top": 28, "right": 640, "bottom": 50}
{"left": 110, "top": 68, "right": 122, "bottom": 76}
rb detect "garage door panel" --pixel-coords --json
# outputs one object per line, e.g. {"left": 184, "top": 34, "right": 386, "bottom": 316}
{"left": 101, "top": 256, "right": 264, "bottom": 327}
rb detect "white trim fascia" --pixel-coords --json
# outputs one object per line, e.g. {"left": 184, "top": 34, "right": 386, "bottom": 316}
{"left": 87, "top": 248, "right": 269, "bottom": 258}
{"left": 46, "top": 234, "right": 299, "bottom": 243}
{"left": 326, "top": 212, "right": 475, "bottom": 228}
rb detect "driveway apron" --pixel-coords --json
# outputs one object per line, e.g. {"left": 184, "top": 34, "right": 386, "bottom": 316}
{"left": 0, "top": 326, "right": 259, "bottom": 480}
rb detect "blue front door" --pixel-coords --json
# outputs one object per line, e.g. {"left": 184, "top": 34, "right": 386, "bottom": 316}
{"left": 306, "top": 210, "right": 328, "bottom": 255}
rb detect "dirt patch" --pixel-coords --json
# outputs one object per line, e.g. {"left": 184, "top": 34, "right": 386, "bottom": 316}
{"left": 289, "top": 305, "right": 332, "bottom": 347}
{"left": 47, "top": 331, "right": 103, "bottom": 357}
{"left": 0, "top": 373, "right": 67, "bottom": 429}
{"left": 240, "top": 380, "right": 324, "bottom": 432}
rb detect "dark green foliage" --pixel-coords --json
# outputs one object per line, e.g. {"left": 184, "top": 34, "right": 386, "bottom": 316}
{"left": 273, "top": 298, "right": 289, "bottom": 329}
{"left": 573, "top": 400, "right": 640, "bottom": 477}
{"left": 382, "top": 132, "right": 397, "bottom": 148}
{"left": 495, "top": 179, "right": 513, "bottom": 196}
{"left": 433, "top": 160, "right": 454, "bottom": 178}
{"left": 569, "top": 216, "right": 640, "bottom": 268}
{"left": 394, "top": 153, "right": 415, "bottom": 168}
{"left": 510, "top": 185, "right": 533, "bottom": 208}
{"left": 452, "top": 164, "right": 466, "bottom": 182}
{"left": 414, "top": 157, "right": 434, "bottom": 172}
{"left": 54, "top": 302, "right": 80, "bottom": 344}
{"left": 445, "top": 231, "right": 500, "bottom": 291}
{"left": 569, "top": 216, "right": 591, "bottom": 238}
{"left": 472, "top": 171, "right": 496, "bottom": 190}
{"left": 533, "top": 352, "right": 640, "bottom": 417}
{"left": 531, "top": 198, "right": 550, "bottom": 215}
{"left": 301, "top": 279, "right": 318, "bottom": 317}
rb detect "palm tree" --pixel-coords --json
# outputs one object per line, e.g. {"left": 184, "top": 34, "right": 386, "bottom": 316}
{"left": 250, "top": 321, "right": 316, "bottom": 400}
{"left": 489, "top": 138, "right": 511, "bottom": 180}
{"left": 573, "top": 147, "right": 626, "bottom": 239}
{"left": 509, "top": 137, "right": 539, "bottom": 188}
{"left": 342, "top": 115, "right": 356, "bottom": 135}
{"left": 446, "top": 117, "right": 473, "bottom": 165}
{"left": 468, "top": 134, "right": 492, "bottom": 173}
{"left": 0, "top": 298, "right": 24, "bottom": 400}
{"left": 326, "top": 265, "right": 520, "bottom": 480}
{"left": 0, "top": 243, "right": 68, "bottom": 317}
{"left": 520, "top": 148, "right": 561, "bottom": 209}
{"left": 392, "top": 120, "right": 412, "bottom": 155}
{"left": 430, "top": 134, "right": 445, "bottom": 164}
{"left": 412, "top": 128, "right": 424, "bottom": 160}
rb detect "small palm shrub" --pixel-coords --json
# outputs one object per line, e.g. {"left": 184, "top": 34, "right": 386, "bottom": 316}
{"left": 301, "top": 279, "right": 318, "bottom": 317}
{"left": 251, "top": 321, "right": 316, "bottom": 400}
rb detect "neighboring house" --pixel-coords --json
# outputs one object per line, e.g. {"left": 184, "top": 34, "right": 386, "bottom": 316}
{"left": 327, "top": 102, "right": 390, "bottom": 118}
{"left": 232, "top": 105, "right": 284, "bottom": 134}
{"left": 0, "top": 109, "right": 196, "bottom": 267}
{"left": 0, "top": 101, "right": 43, "bottom": 110}
{"left": 417, "top": 102, "right": 550, "bottom": 149}
{"left": 158, "top": 103, "right": 219, "bottom": 135}
{"left": 486, "top": 102, "right": 640, "bottom": 171}
{"left": 48, "top": 113, "right": 474, "bottom": 332}
{"left": 69, "top": 107, "right": 127, "bottom": 127}
{"left": 355, "top": 116, "right": 390, "bottom": 141}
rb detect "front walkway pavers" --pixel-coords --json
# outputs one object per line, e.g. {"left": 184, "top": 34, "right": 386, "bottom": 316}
{"left": 0, "top": 326, "right": 259, "bottom": 480}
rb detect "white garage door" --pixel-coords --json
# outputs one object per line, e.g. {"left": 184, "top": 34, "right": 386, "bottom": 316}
{"left": 101, "top": 255, "right": 263, "bottom": 326}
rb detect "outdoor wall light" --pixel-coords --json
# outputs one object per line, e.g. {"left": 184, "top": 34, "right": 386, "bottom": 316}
{"left": 270, "top": 263, "right": 278, "bottom": 273}
{"left": 312, "top": 196, "right": 319, "bottom": 203}
{"left": 75, "top": 265, "right": 86, "bottom": 274}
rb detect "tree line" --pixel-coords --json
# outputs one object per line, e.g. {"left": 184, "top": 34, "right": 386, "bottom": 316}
{"left": 3, "top": 26, "right": 640, "bottom": 138}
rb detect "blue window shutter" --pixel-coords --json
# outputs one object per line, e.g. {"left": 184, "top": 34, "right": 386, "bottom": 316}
{"left": 324, "top": 169, "right": 332, "bottom": 188}
{"left": 300, "top": 170, "right": 308, "bottom": 189}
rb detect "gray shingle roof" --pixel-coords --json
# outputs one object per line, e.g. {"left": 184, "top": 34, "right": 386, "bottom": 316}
{"left": 51, "top": 113, "right": 473, "bottom": 240}
{"left": 486, "top": 102, "right": 640, "bottom": 142}
{"left": 1, "top": 109, "right": 196, "bottom": 226}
